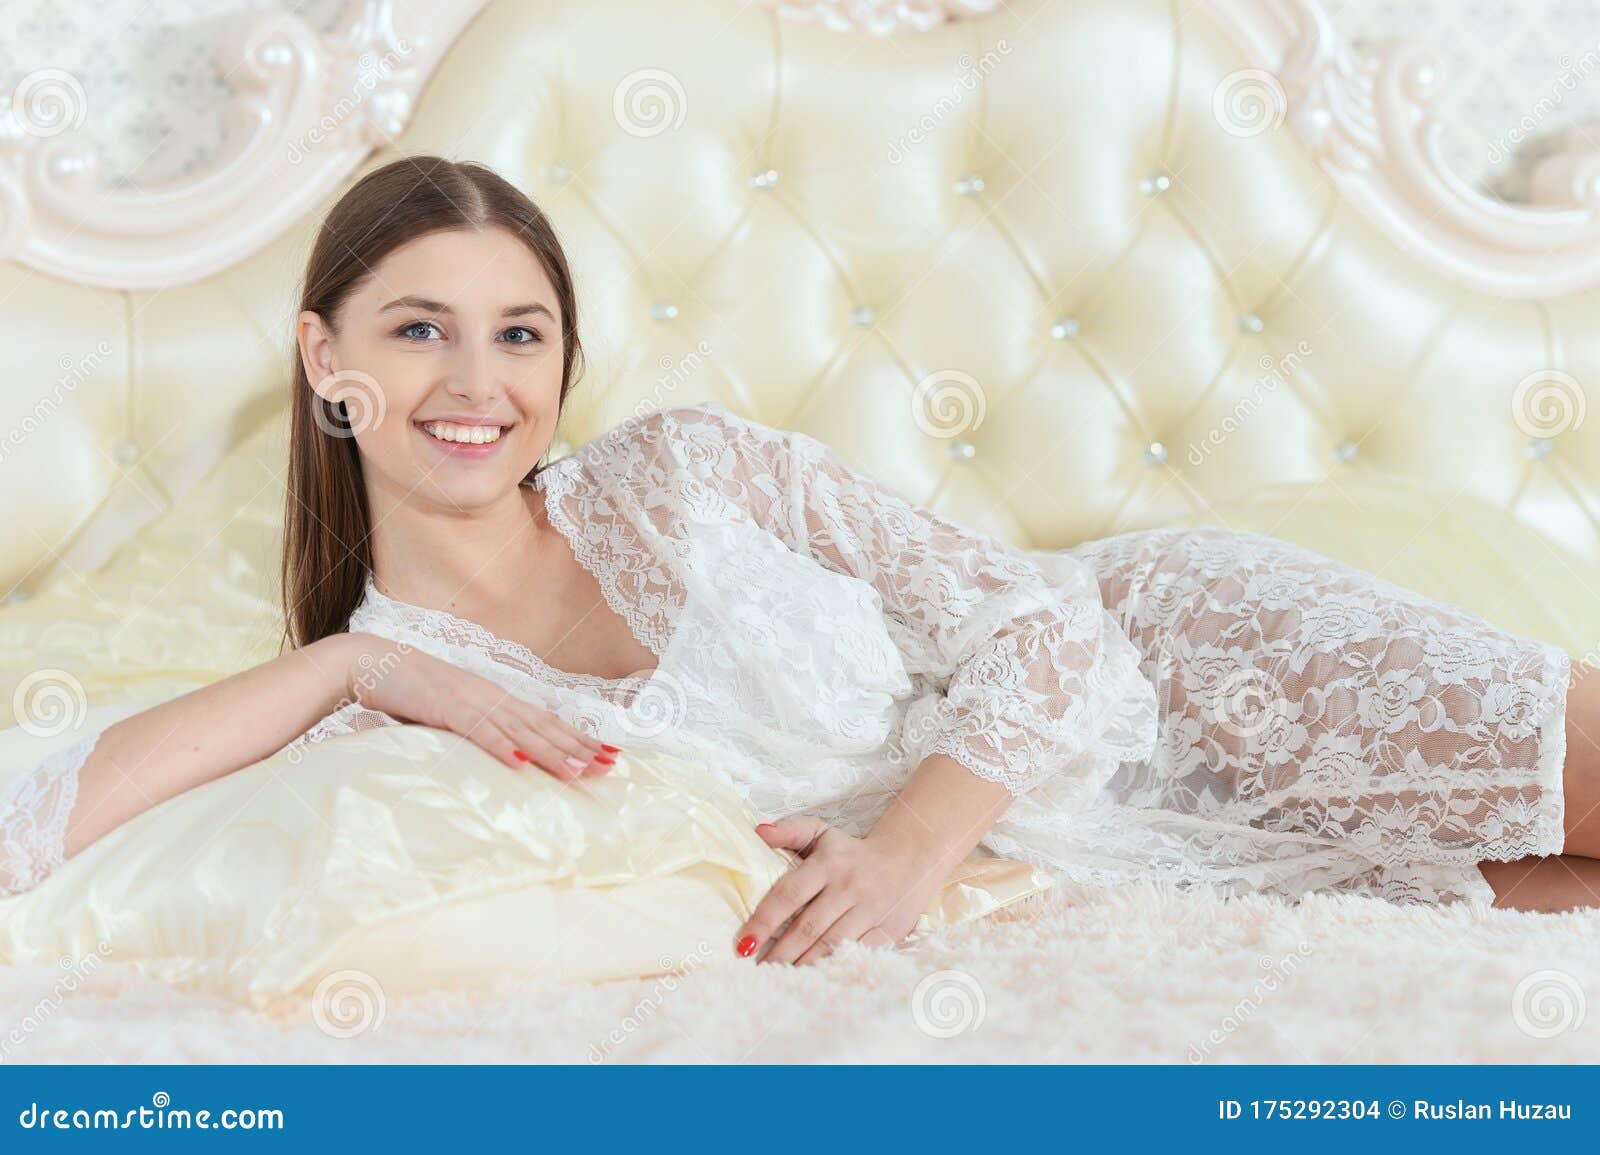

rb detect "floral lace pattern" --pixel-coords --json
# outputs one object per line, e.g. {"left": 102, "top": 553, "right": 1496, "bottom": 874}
{"left": 997, "top": 526, "right": 1571, "bottom": 906}
{"left": 2, "top": 404, "right": 1572, "bottom": 908}
{"left": 0, "top": 725, "right": 103, "bottom": 895}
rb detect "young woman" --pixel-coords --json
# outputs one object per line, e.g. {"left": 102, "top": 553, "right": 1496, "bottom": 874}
{"left": 2, "top": 155, "right": 1596, "bottom": 966}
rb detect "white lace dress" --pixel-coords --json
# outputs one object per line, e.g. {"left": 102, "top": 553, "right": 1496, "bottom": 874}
{"left": 0, "top": 402, "right": 1570, "bottom": 907}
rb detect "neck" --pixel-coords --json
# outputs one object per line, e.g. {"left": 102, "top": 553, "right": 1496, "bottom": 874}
{"left": 367, "top": 478, "right": 549, "bottom": 614}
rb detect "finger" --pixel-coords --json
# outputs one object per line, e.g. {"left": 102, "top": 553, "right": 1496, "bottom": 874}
{"left": 754, "top": 816, "right": 829, "bottom": 856}
{"left": 761, "top": 887, "right": 856, "bottom": 967}
{"left": 443, "top": 701, "right": 529, "bottom": 771}
{"left": 735, "top": 865, "right": 825, "bottom": 959}
{"left": 795, "top": 906, "right": 878, "bottom": 967}
{"left": 517, "top": 710, "right": 607, "bottom": 769}
{"left": 498, "top": 723, "right": 586, "bottom": 780}
{"left": 540, "top": 711, "right": 612, "bottom": 759}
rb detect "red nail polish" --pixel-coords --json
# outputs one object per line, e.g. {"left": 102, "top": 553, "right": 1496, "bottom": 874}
{"left": 513, "top": 750, "right": 531, "bottom": 762}
{"left": 736, "top": 935, "right": 758, "bottom": 958}
{"left": 595, "top": 755, "right": 616, "bottom": 766}
{"left": 600, "top": 743, "right": 621, "bottom": 753}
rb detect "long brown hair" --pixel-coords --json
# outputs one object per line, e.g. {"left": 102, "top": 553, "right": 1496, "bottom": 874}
{"left": 278, "top": 154, "right": 584, "bottom": 654}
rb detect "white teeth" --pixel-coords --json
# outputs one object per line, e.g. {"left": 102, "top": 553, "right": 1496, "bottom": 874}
{"left": 421, "top": 421, "right": 505, "bottom": 444}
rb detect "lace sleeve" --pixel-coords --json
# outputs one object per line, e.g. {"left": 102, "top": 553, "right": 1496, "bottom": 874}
{"left": 656, "top": 402, "right": 1158, "bottom": 797}
{"left": 0, "top": 724, "right": 106, "bottom": 897}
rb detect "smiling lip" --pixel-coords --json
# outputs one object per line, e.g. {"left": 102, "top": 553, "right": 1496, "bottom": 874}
{"left": 415, "top": 418, "right": 513, "bottom": 458}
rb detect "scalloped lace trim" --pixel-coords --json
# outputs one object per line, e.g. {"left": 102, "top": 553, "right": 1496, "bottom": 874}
{"left": 0, "top": 725, "right": 102, "bottom": 896}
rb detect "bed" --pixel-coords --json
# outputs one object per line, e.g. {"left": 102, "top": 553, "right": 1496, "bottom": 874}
{"left": 1, "top": 0, "right": 1597, "bottom": 1061}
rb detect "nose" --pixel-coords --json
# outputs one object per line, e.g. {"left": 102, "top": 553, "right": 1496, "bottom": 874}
{"left": 443, "top": 335, "right": 501, "bottom": 407}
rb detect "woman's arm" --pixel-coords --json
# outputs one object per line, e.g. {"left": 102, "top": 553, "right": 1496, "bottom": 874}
{"left": 865, "top": 751, "right": 1015, "bottom": 877}
{"left": 61, "top": 631, "right": 366, "bottom": 858}
{"left": 3, "top": 627, "right": 611, "bottom": 898}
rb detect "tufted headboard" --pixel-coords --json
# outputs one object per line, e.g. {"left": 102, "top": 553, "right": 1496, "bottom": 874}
{"left": 5, "top": 0, "right": 1600, "bottom": 627}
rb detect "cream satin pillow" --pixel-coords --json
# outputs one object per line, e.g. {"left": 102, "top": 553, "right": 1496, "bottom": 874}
{"left": 0, "top": 717, "right": 1053, "bottom": 1010}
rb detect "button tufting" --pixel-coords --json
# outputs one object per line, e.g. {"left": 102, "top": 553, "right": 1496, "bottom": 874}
{"left": 544, "top": 162, "right": 572, "bottom": 184}
{"left": 749, "top": 168, "right": 779, "bottom": 190}
{"left": 1238, "top": 312, "right": 1264, "bottom": 333}
{"left": 1526, "top": 437, "right": 1554, "bottom": 460}
{"left": 849, "top": 305, "right": 876, "bottom": 327}
{"left": 1332, "top": 439, "right": 1358, "bottom": 462}
{"left": 1143, "top": 441, "right": 1168, "bottom": 466}
{"left": 112, "top": 437, "right": 139, "bottom": 465}
{"left": 953, "top": 173, "right": 985, "bottom": 196}
{"left": 1050, "top": 317, "right": 1080, "bottom": 341}
{"left": 948, "top": 439, "right": 977, "bottom": 461}
{"left": 1139, "top": 172, "right": 1171, "bottom": 196}
{"left": 649, "top": 301, "right": 678, "bottom": 322}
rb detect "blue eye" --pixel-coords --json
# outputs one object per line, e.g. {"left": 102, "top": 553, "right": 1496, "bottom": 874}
{"left": 394, "top": 321, "right": 543, "bottom": 345}
{"left": 398, "top": 320, "right": 440, "bottom": 341}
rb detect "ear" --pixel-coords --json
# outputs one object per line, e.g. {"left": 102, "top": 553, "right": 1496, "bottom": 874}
{"left": 297, "top": 310, "right": 337, "bottom": 399}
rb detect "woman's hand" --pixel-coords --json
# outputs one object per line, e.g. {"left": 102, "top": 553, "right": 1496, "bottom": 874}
{"left": 734, "top": 816, "right": 951, "bottom": 966}
{"left": 343, "top": 631, "right": 616, "bottom": 779}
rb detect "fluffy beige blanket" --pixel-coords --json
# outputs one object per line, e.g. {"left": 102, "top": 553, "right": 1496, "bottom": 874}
{"left": 3, "top": 879, "right": 1595, "bottom": 1063}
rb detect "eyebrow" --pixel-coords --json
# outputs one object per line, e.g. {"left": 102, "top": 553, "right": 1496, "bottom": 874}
{"left": 378, "top": 295, "right": 554, "bottom": 321}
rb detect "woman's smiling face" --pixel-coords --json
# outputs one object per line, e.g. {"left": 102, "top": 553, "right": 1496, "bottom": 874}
{"left": 296, "top": 225, "right": 565, "bottom": 511}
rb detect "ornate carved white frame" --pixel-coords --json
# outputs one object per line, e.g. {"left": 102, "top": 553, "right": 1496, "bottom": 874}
{"left": 2, "top": 0, "right": 1595, "bottom": 296}
{"left": 1209, "top": 0, "right": 1600, "bottom": 298}
{"left": 0, "top": 0, "right": 494, "bottom": 289}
